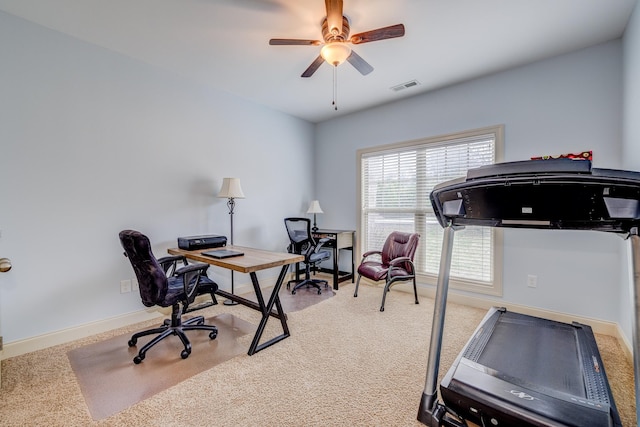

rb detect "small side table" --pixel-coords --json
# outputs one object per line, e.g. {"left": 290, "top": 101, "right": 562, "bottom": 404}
{"left": 311, "top": 229, "right": 355, "bottom": 290}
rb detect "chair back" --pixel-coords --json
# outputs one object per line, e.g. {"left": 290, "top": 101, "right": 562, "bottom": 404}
{"left": 119, "top": 230, "right": 168, "bottom": 307}
{"left": 381, "top": 231, "right": 420, "bottom": 268}
{"left": 284, "top": 217, "right": 313, "bottom": 255}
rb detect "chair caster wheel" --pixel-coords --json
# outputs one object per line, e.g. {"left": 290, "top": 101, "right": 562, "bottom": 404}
{"left": 380, "top": 307, "right": 385, "bottom": 312}
{"left": 317, "top": 289, "right": 321, "bottom": 295}
{"left": 128, "top": 339, "right": 137, "bottom": 347}
{"left": 209, "top": 331, "right": 218, "bottom": 340}
{"left": 291, "top": 290, "right": 296, "bottom": 295}
{"left": 133, "top": 355, "right": 143, "bottom": 364}
{"left": 181, "top": 349, "right": 190, "bottom": 359}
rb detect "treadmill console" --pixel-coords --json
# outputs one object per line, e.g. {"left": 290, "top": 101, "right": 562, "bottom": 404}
{"left": 430, "top": 158, "right": 640, "bottom": 234}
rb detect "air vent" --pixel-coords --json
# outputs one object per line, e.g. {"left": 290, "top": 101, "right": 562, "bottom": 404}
{"left": 390, "top": 79, "right": 421, "bottom": 92}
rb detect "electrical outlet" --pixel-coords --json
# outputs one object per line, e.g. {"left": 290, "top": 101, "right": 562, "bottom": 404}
{"left": 527, "top": 274, "right": 538, "bottom": 288}
{"left": 120, "top": 279, "right": 132, "bottom": 293}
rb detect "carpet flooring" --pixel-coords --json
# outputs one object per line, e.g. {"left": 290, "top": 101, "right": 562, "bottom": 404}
{"left": 0, "top": 279, "right": 635, "bottom": 426}
{"left": 66, "top": 283, "right": 336, "bottom": 420}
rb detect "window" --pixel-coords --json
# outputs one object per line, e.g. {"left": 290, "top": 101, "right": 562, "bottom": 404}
{"left": 357, "top": 125, "right": 504, "bottom": 295}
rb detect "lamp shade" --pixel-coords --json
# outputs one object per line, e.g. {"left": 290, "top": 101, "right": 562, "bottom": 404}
{"left": 217, "top": 178, "right": 245, "bottom": 199}
{"left": 307, "top": 200, "right": 324, "bottom": 214}
{"left": 320, "top": 42, "right": 352, "bottom": 66}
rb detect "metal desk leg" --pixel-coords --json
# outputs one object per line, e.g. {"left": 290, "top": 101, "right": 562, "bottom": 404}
{"left": 351, "top": 240, "right": 355, "bottom": 283}
{"left": 247, "top": 265, "right": 290, "bottom": 355}
{"left": 332, "top": 246, "right": 339, "bottom": 290}
{"left": 628, "top": 229, "right": 640, "bottom": 424}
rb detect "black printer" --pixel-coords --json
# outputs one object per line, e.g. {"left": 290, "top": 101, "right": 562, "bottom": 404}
{"left": 177, "top": 235, "right": 227, "bottom": 250}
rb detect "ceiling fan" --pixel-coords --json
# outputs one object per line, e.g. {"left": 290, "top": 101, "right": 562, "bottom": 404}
{"left": 269, "top": 0, "right": 405, "bottom": 78}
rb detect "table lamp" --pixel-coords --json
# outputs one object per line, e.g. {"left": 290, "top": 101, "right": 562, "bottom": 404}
{"left": 307, "top": 200, "right": 323, "bottom": 232}
{"left": 218, "top": 177, "right": 245, "bottom": 305}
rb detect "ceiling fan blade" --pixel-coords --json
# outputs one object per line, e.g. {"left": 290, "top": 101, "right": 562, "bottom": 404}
{"left": 347, "top": 50, "right": 373, "bottom": 76}
{"left": 269, "top": 39, "right": 321, "bottom": 46}
{"left": 301, "top": 55, "right": 325, "bottom": 78}
{"left": 325, "top": 0, "right": 344, "bottom": 36}
{"left": 350, "top": 24, "right": 405, "bottom": 44}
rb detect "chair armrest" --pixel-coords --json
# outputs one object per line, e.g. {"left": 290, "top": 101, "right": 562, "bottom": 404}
{"left": 388, "top": 257, "right": 416, "bottom": 274}
{"left": 314, "top": 237, "right": 331, "bottom": 252}
{"left": 158, "top": 255, "right": 188, "bottom": 276}
{"left": 175, "top": 263, "right": 211, "bottom": 301}
{"left": 158, "top": 255, "right": 187, "bottom": 264}
{"left": 361, "top": 250, "right": 382, "bottom": 260}
{"left": 175, "top": 262, "right": 210, "bottom": 276}
{"left": 388, "top": 256, "right": 411, "bottom": 266}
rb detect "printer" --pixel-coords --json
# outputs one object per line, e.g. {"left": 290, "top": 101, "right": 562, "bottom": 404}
{"left": 177, "top": 235, "right": 227, "bottom": 250}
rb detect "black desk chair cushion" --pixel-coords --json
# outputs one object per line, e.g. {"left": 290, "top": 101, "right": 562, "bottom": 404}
{"left": 119, "top": 230, "right": 219, "bottom": 363}
{"left": 354, "top": 231, "right": 420, "bottom": 311}
{"left": 284, "top": 217, "right": 331, "bottom": 295}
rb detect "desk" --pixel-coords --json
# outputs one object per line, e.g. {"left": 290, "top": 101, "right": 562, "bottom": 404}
{"left": 311, "top": 229, "right": 355, "bottom": 290}
{"left": 168, "top": 245, "right": 303, "bottom": 356}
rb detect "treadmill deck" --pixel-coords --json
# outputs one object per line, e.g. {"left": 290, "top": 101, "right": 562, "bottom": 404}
{"left": 440, "top": 308, "right": 620, "bottom": 427}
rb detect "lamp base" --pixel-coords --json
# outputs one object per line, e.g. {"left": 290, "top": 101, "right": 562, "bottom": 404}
{"left": 223, "top": 299, "right": 239, "bottom": 306}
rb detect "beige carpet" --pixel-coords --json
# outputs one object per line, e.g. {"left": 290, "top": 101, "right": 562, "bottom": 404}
{"left": 0, "top": 279, "right": 635, "bottom": 426}
{"left": 259, "top": 282, "right": 336, "bottom": 312}
{"left": 66, "top": 284, "right": 335, "bottom": 420}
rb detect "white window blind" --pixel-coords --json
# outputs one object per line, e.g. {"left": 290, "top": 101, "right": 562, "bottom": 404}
{"left": 358, "top": 126, "right": 503, "bottom": 294}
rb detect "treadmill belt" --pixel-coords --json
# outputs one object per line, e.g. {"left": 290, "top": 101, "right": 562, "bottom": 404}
{"left": 476, "top": 316, "right": 584, "bottom": 396}
{"left": 441, "top": 308, "right": 621, "bottom": 427}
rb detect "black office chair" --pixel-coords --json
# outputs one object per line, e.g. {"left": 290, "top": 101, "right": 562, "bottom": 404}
{"left": 284, "top": 217, "right": 331, "bottom": 295}
{"left": 119, "top": 229, "right": 219, "bottom": 364}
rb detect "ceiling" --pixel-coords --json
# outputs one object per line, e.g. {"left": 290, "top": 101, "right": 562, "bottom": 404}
{"left": 0, "top": 0, "right": 636, "bottom": 123}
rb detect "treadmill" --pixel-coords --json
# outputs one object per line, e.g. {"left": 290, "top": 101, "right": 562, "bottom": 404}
{"left": 417, "top": 158, "right": 640, "bottom": 427}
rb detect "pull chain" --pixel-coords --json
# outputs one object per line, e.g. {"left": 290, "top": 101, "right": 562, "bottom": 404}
{"left": 332, "top": 64, "right": 338, "bottom": 111}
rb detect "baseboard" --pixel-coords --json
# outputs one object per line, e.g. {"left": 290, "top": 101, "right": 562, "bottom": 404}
{"left": 1, "top": 272, "right": 284, "bottom": 360}
{"left": 1, "top": 309, "right": 162, "bottom": 360}
{"left": 614, "top": 322, "right": 634, "bottom": 362}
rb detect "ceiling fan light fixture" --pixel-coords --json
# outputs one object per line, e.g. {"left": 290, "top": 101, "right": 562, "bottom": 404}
{"left": 320, "top": 42, "right": 351, "bottom": 66}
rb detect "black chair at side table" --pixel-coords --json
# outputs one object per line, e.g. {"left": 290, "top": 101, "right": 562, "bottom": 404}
{"left": 119, "top": 229, "right": 219, "bottom": 364}
{"left": 284, "top": 217, "right": 331, "bottom": 295}
{"left": 353, "top": 231, "right": 420, "bottom": 311}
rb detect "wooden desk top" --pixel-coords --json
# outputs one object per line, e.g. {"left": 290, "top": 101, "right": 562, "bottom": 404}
{"left": 313, "top": 229, "right": 354, "bottom": 234}
{"left": 168, "top": 245, "right": 303, "bottom": 274}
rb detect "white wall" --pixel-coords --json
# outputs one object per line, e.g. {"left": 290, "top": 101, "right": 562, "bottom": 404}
{"left": 622, "top": 2, "right": 640, "bottom": 342}
{"left": 0, "top": 12, "right": 315, "bottom": 343}
{"left": 315, "top": 41, "right": 625, "bottom": 324}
